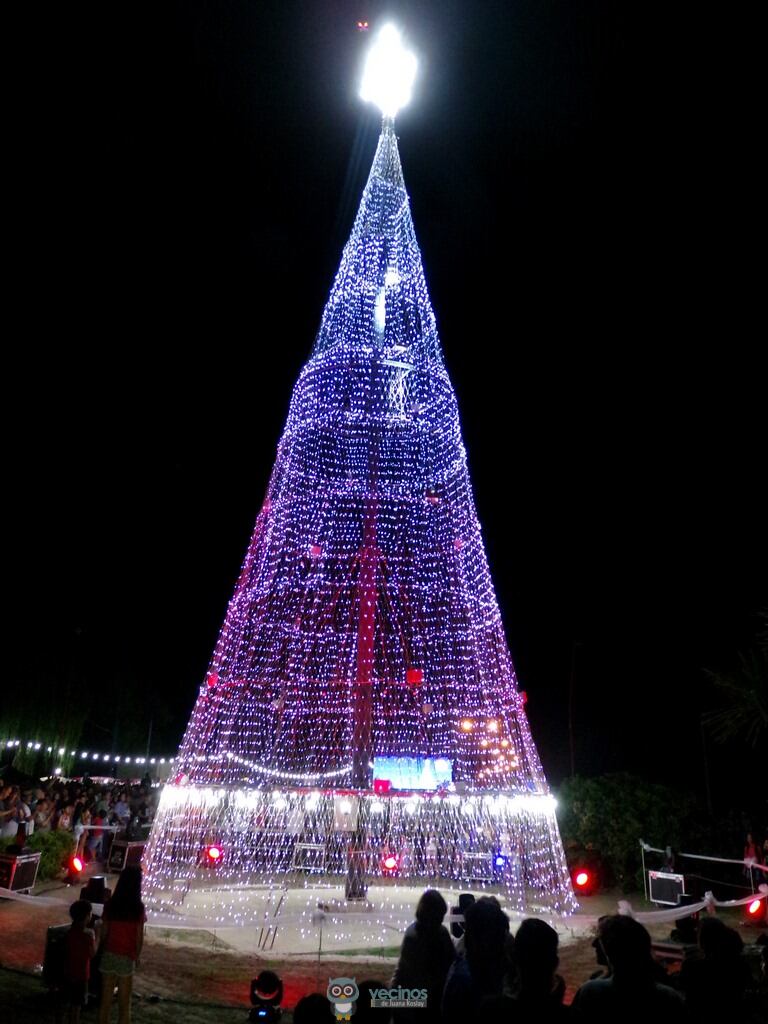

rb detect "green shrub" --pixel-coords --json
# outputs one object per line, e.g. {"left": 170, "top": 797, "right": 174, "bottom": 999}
{"left": 556, "top": 773, "right": 706, "bottom": 892}
{"left": 29, "top": 829, "right": 76, "bottom": 880}
{"left": 0, "top": 829, "right": 76, "bottom": 881}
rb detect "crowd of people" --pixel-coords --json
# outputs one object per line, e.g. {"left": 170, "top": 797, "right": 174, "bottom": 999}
{"left": 0, "top": 774, "right": 159, "bottom": 861}
{"left": 292, "top": 890, "right": 768, "bottom": 1022}
{"left": 3, "top": 781, "right": 766, "bottom": 1021}
{"left": 46, "top": 878, "right": 768, "bottom": 1023}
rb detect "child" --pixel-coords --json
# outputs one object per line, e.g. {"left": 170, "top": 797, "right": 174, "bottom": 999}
{"left": 86, "top": 809, "right": 106, "bottom": 862}
{"left": 64, "top": 900, "right": 99, "bottom": 1024}
{"left": 75, "top": 806, "right": 92, "bottom": 858}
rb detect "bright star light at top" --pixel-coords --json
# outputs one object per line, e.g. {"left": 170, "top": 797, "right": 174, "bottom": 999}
{"left": 360, "top": 24, "right": 417, "bottom": 119}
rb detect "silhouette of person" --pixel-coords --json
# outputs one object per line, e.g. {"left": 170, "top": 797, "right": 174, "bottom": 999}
{"left": 392, "top": 890, "right": 455, "bottom": 1023}
{"left": 442, "top": 897, "right": 510, "bottom": 1024}
{"left": 572, "top": 915, "right": 684, "bottom": 1022}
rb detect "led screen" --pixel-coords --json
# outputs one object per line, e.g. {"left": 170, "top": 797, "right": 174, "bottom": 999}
{"left": 373, "top": 756, "right": 453, "bottom": 791}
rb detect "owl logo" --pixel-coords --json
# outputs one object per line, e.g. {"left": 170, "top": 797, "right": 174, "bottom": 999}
{"left": 327, "top": 977, "right": 358, "bottom": 1020}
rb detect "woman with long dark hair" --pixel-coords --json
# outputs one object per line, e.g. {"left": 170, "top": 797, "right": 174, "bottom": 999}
{"left": 392, "top": 889, "right": 455, "bottom": 1023}
{"left": 98, "top": 865, "right": 145, "bottom": 1024}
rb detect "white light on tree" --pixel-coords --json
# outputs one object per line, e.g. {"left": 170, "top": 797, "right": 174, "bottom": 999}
{"left": 360, "top": 24, "right": 417, "bottom": 118}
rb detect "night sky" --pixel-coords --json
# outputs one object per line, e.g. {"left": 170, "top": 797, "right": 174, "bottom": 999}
{"left": 7, "top": 3, "right": 764, "bottom": 808}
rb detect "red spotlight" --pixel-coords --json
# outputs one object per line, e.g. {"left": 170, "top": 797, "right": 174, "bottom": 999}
{"left": 747, "top": 898, "right": 762, "bottom": 916}
{"left": 571, "top": 867, "right": 597, "bottom": 895}
{"left": 382, "top": 853, "right": 399, "bottom": 874}
{"left": 67, "top": 855, "right": 84, "bottom": 884}
{"left": 204, "top": 844, "right": 223, "bottom": 864}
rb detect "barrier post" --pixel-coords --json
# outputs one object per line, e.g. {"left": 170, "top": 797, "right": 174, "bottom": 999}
{"left": 640, "top": 841, "right": 648, "bottom": 902}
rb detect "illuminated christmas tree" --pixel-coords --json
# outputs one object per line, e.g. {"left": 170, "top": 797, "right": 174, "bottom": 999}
{"left": 144, "top": 26, "right": 575, "bottom": 928}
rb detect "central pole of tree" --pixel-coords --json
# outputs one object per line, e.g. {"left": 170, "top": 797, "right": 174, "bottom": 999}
{"left": 352, "top": 496, "right": 378, "bottom": 789}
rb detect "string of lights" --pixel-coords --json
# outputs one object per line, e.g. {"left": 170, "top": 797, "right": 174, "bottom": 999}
{"left": 1, "top": 738, "right": 173, "bottom": 769}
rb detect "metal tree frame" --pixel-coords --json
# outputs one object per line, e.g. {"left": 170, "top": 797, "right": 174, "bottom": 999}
{"left": 143, "top": 117, "right": 576, "bottom": 926}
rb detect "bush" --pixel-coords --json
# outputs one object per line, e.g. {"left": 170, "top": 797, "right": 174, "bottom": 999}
{"left": 1, "top": 829, "right": 75, "bottom": 881}
{"left": 29, "top": 829, "right": 76, "bottom": 880}
{"left": 556, "top": 773, "right": 707, "bottom": 892}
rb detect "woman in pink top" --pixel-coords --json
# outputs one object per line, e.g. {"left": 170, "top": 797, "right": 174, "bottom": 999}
{"left": 98, "top": 865, "right": 145, "bottom": 1024}
{"left": 57, "top": 804, "right": 74, "bottom": 832}
{"left": 744, "top": 833, "right": 760, "bottom": 862}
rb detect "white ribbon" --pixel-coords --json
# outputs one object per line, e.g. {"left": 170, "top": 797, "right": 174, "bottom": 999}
{"left": 640, "top": 842, "right": 768, "bottom": 874}
{"left": 619, "top": 884, "right": 768, "bottom": 924}
{"left": 0, "top": 886, "right": 65, "bottom": 906}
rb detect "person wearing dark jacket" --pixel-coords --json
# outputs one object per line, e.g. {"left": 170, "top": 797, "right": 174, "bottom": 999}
{"left": 678, "top": 917, "right": 752, "bottom": 1015}
{"left": 572, "top": 915, "right": 684, "bottom": 1023}
{"left": 392, "top": 889, "right": 455, "bottom": 1023}
{"left": 508, "top": 917, "right": 570, "bottom": 1019}
{"left": 442, "top": 897, "right": 510, "bottom": 1024}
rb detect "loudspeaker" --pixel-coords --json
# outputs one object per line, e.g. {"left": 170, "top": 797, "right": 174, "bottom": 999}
{"left": 648, "top": 870, "right": 686, "bottom": 906}
{"left": 107, "top": 841, "right": 145, "bottom": 872}
{"left": 43, "top": 925, "right": 70, "bottom": 988}
{"left": 0, "top": 851, "right": 41, "bottom": 892}
{"left": 81, "top": 876, "right": 112, "bottom": 904}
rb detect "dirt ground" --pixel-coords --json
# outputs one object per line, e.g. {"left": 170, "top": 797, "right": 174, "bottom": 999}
{"left": 1, "top": 887, "right": 760, "bottom": 1023}
{"left": 0, "top": 890, "right": 589, "bottom": 1023}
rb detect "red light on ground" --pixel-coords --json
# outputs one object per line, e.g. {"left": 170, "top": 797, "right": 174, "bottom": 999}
{"left": 747, "top": 898, "right": 762, "bottom": 916}
{"left": 382, "top": 854, "right": 398, "bottom": 871}
{"left": 67, "top": 854, "right": 84, "bottom": 883}
{"left": 574, "top": 870, "right": 590, "bottom": 888}
{"left": 205, "top": 845, "right": 223, "bottom": 862}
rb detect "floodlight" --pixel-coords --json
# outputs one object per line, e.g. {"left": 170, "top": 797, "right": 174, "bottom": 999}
{"left": 360, "top": 24, "right": 417, "bottom": 118}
